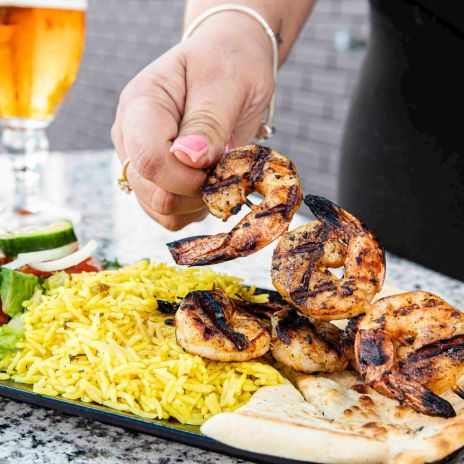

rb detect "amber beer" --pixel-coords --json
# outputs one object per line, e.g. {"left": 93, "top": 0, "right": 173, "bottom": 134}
{"left": 0, "top": 0, "right": 86, "bottom": 121}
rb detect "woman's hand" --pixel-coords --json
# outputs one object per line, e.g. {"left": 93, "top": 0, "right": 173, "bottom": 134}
{"left": 111, "top": 14, "right": 274, "bottom": 230}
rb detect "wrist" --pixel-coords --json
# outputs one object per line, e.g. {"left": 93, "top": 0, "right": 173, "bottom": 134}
{"left": 183, "top": 11, "right": 274, "bottom": 68}
{"left": 184, "top": 1, "right": 316, "bottom": 67}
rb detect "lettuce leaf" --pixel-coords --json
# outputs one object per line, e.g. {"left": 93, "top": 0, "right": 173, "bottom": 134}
{"left": 0, "top": 268, "right": 39, "bottom": 317}
{"left": 0, "top": 314, "right": 24, "bottom": 359}
{"left": 43, "top": 271, "right": 69, "bottom": 292}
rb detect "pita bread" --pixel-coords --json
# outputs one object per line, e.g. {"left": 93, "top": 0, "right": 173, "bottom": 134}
{"left": 202, "top": 372, "right": 464, "bottom": 463}
{"left": 201, "top": 284, "right": 464, "bottom": 463}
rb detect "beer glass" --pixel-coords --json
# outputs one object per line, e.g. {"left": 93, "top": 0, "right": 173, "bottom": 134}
{"left": 0, "top": 0, "right": 86, "bottom": 228}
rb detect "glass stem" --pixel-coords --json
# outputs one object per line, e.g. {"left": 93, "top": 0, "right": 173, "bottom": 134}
{"left": 1, "top": 126, "right": 49, "bottom": 214}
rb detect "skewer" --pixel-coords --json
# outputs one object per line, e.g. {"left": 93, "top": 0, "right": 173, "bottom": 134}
{"left": 453, "top": 384, "right": 464, "bottom": 400}
{"left": 245, "top": 199, "right": 256, "bottom": 210}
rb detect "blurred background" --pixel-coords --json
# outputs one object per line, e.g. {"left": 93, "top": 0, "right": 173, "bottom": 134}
{"left": 47, "top": 0, "right": 369, "bottom": 202}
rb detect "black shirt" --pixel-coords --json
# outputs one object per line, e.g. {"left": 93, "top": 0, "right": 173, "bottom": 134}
{"left": 339, "top": 0, "right": 464, "bottom": 280}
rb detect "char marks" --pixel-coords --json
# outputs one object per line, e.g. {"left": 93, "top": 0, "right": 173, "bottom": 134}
{"left": 405, "top": 334, "right": 464, "bottom": 364}
{"left": 201, "top": 175, "right": 241, "bottom": 195}
{"left": 167, "top": 145, "right": 302, "bottom": 266}
{"left": 355, "top": 291, "right": 464, "bottom": 417}
{"left": 190, "top": 291, "right": 249, "bottom": 351}
{"left": 419, "top": 387, "right": 456, "bottom": 418}
{"left": 284, "top": 185, "right": 302, "bottom": 220}
{"left": 167, "top": 235, "right": 210, "bottom": 250}
{"left": 358, "top": 329, "right": 390, "bottom": 367}
{"left": 250, "top": 145, "right": 272, "bottom": 185}
{"left": 304, "top": 194, "right": 342, "bottom": 230}
{"left": 276, "top": 308, "right": 315, "bottom": 345}
{"left": 156, "top": 300, "right": 179, "bottom": 314}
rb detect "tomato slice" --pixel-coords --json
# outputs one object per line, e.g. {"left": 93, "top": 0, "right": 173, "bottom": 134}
{"left": 63, "top": 257, "right": 104, "bottom": 274}
{"left": 0, "top": 256, "right": 103, "bottom": 322}
{"left": 19, "top": 266, "right": 52, "bottom": 278}
{"left": 0, "top": 302, "right": 8, "bottom": 325}
{"left": 19, "top": 256, "right": 104, "bottom": 277}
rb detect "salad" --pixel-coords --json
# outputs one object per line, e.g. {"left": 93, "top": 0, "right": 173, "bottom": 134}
{"left": 0, "top": 221, "right": 105, "bottom": 358}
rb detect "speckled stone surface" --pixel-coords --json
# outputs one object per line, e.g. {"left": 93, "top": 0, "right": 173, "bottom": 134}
{"left": 0, "top": 150, "right": 464, "bottom": 463}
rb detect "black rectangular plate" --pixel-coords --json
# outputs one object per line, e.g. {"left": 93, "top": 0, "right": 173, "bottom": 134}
{"left": 0, "top": 287, "right": 463, "bottom": 464}
{"left": 0, "top": 377, "right": 311, "bottom": 464}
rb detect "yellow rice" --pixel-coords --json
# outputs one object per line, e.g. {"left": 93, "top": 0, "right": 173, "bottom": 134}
{"left": 0, "top": 260, "right": 283, "bottom": 424}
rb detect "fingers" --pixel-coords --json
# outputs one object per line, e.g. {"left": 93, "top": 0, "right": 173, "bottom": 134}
{"left": 113, "top": 100, "right": 206, "bottom": 224}
{"left": 124, "top": 163, "right": 206, "bottom": 215}
{"left": 137, "top": 199, "right": 209, "bottom": 231}
{"left": 121, "top": 95, "right": 207, "bottom": 197}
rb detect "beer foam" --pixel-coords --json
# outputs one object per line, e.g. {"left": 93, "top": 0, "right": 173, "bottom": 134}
{"left": 0, "top": 0, "right": 87, "bottom": 10}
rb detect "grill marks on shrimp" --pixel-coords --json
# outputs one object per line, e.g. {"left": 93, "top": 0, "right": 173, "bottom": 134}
{"left": 282, "top": 185, "right": 301, "bottom": 219}
{"left": 270, "top": 307, "right": 351, "bottom": 374}
{"left": 249, "top": 145, "right": 272, "bottom": 184}
{"left": 358, "top": 329, "right": 390, "bottom": 367}
{"left": 201, "top": 175, "right": 240, "bottom": 194}
{"left": 188, "top": 291, "right": 249, "bottom": 350}
{"left": 355, "top": 291, "right": 464, "bottom": 417}
{"left": 168, "top": 145, "right": 302, "bottom": 266}
{"left": 272, "top": 195, "right": 385, "bottom": 320}
{"left": 175, "top": 290, "right": 271, "bottom": 362}
{"left": 275, "top": 222, "right": 332, "bottom": 307}
{"left": 404, "top": 334, "right": 464, "bottom": 364}
{"left": 275, "top": 308, "right": 316, "bottom": 345}
{"left": 275, "top": 308, "right": 347, "bottom": 359}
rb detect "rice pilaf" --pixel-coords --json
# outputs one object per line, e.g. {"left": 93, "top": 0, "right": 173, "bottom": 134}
{"left": 0, "top": 260, "right": 283, "bottom": 424}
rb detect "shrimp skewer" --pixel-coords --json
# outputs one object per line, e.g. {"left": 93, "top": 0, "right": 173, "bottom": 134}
{"left": 175, "top": 290, "right": 271, "bottom": 362}
{"left": 271, "top": 195, "right": 385, "bottom": 320}
{"left": 271, "top": 307, "right": 351, "bottom": 374}
{"left": 355, "top": 291, "right": 464, "bottom": 418}
{"left": 168, "top": 145, "right": 302, "bottom": 266}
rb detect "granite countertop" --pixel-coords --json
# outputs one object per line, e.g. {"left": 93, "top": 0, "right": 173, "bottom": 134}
{"left": 1, "top": 150, "right": 463, "bottom": 464}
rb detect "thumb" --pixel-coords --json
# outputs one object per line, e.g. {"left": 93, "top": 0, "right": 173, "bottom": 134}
{"left": 170, "top": 80, "right": 243, "bottom": 169}
{"left": 170, "top": 133, "right": 234, "bottom": 169}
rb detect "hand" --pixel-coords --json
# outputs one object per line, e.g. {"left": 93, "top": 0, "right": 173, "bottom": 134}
{"left": 112, "top": 14, "right": 274, "bottom": 230}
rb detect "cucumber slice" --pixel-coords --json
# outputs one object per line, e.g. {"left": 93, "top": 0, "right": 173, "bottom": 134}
{"left": 0, "top": 220, "right": 77, "bottom": 257}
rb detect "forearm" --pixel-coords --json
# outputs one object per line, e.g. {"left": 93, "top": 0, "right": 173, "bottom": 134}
{"left": 184, "top": 0, "right": 316, "bottom": 65}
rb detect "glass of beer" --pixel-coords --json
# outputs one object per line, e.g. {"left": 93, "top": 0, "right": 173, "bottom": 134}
{"left": 0, "top": 0, "right": 87, "bottom": 228}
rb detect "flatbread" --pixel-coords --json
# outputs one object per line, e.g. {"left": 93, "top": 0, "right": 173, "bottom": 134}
{"left": 201, "top": 284, "right": 464, "bottom": 464}
{"left": 202, "top": 373, "right": 464, "bottom": 463}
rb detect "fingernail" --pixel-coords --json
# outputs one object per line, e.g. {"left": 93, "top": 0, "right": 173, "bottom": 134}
{"left": 224, "top": 135, "right": 235, "bottom": 152}
{"left": 169, "top": 135, "right": 209, "bottom": 162}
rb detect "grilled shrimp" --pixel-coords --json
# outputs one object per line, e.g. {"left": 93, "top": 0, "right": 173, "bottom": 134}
{"left": 271, "top": 307, "right": 351, "bottom": 374}
{"left": 175, "top": 290, "right": 271, "bottom": 362}
{"left": 355, "top": 291, "right": 464, "bottom": 418}
{"left": 167, "top": 145, "right": 302, "bottom": 266}
{"left": 271, "top": 195, "right": 385, "bottom": 320}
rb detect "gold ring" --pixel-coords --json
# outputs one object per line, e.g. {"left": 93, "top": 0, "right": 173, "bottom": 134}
{"left": 118, "top": 158, "right": 132, "bottom": 193}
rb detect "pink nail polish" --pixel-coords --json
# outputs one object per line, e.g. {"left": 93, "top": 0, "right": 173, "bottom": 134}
{"left": 169, "top": 135, "right": 209, "bottom": 162}
{"left": 224, "top": 135, "right": 235, "bottom": 152}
